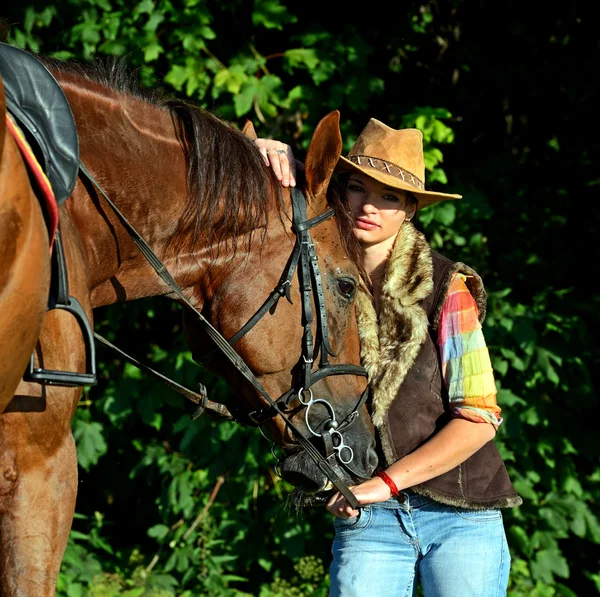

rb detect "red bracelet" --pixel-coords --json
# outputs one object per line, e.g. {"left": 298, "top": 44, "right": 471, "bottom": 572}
{"left": 377, "top": 471, "right": 400, "bottom": 497}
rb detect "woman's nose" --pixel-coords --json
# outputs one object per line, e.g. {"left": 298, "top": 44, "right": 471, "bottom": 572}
{"left": 361, "top": 195, "right": 377, "bottom": 211}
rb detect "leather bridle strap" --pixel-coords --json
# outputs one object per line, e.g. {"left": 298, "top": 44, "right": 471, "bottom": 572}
{"left": 79, "top": 162, "right": 360, "bottom": 508}
{"left": 228, "top": 193, "right": 334, "bottom": 349}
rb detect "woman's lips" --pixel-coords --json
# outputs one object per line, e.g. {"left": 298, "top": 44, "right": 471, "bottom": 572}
{"left": 355, "top": 217, "right": 379, "bottom": 230}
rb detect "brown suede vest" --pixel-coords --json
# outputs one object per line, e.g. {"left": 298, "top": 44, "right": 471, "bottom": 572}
{"left": 355, "top": 223, "right": 522, "bottom": 510}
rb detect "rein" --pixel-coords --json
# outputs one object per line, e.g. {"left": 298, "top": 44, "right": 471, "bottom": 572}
{"left": 80, "top": 161, "right": 366, "bottom": 508}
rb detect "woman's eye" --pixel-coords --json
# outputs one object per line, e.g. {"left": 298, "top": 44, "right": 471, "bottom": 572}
{"left": 347, "top": 184, "right": 364, "bottom": 193}
{"left": 337, "top": 278, "right": 357, "bottom": 300}
{"left": 383, "top": 194, "right": 400, "bottom": 203}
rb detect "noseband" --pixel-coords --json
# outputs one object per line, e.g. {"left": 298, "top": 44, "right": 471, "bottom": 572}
{"left": 82, "top": 163, "right": 367, "bottom": 508}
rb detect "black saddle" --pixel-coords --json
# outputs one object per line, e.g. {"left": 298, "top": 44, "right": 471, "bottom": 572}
{"left": 0, "top": 41, "right": 79, "bottom": 206}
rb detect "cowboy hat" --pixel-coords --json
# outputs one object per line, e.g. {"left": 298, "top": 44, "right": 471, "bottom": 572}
{"left": 336, "top": 118, "right": 461, "bottom": 209}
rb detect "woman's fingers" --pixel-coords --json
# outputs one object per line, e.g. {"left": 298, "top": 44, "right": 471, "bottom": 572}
{"left": 253, "top": 139, "right": 271, "bottom": 166}
{"left": 268, "top": 147, "right": 285, "bottom": 183}
{"left": 326, "top": 492, "right": 359, "bottom": 519}
{"left": 253, "top": 139, "right": 297, "bottom": 187}
{"left": 267, "top": 145, "right": 295, "bottom": 187}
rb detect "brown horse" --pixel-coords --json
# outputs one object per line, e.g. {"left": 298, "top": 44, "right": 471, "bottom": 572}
{"left": 0, "top": 58, "right": 377, "bottom": 595}
{"left": 0, "top": 72, "right": 51, "bottom": 412}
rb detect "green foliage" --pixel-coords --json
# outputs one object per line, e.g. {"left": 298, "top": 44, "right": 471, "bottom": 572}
{"left": 2, "top": 1, "right": 599, "bottom": 595}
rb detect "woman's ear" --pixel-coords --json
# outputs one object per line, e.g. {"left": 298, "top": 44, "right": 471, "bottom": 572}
{"left": 404, "top": 195, "right": 418, "bottom": 222}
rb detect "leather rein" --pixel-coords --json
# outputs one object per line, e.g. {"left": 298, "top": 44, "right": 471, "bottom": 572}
{"left": 80, "top": 162, "right": 367, "bottom": 508}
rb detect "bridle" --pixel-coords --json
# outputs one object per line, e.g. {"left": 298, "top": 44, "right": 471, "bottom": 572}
{"left": 222, "top": 188, "right": 370, "bottom": 479}
{"left": 82, "top": 163, "right": 369, "bottom": 508}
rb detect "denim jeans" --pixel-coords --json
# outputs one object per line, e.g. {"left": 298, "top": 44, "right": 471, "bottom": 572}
{"left": 329, "top": 492, "right": 510, "bottom": 597}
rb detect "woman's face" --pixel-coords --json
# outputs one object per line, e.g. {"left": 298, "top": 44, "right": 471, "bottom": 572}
{"left": 346, "top": 173, "right": 415, "bottom": 248}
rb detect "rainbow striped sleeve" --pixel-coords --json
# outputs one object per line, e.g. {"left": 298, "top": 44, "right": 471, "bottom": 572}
{"left": 437, "top": 273, "right": 502, "bottom": 427}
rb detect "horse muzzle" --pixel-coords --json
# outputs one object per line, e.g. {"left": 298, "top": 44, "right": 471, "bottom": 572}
{"left": 278, "top": 441, "right": 379, "bottom": 495}
{"left": 278, "top": 450, "right": 333, "bottom": 493}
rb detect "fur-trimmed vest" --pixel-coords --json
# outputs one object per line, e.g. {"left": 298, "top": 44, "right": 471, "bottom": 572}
{"left": 355, "top": 223, "right": 522, "bottom": 510}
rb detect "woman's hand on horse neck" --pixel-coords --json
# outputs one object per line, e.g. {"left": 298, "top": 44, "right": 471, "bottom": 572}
{"left": 254, "top": 138, "right": 304, "bottom": 188}
{"left": 327, "top": 418, "right": 497, "bottom": 518}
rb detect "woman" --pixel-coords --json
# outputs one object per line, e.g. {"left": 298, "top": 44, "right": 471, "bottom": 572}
{"left": 255, "top": 118, "right": 521, "bottom": 597}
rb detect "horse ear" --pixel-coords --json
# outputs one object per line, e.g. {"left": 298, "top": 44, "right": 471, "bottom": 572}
{"left": 304, "top": 110, "right": 342, "bottom": 210}
{"left": 242, "top": 119, "right": 257, "bottom": 140}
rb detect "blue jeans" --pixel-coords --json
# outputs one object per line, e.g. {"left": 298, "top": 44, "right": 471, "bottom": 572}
{"left": 329, "top": 492, "right": 510, "bottom": 597}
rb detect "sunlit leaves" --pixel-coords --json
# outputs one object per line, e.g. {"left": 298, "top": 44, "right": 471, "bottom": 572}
{"left": 284, "top": 48, "right": 319, "bottom": 72}
{"left": 252, "top": 0, "right": 297, "bottom": 29}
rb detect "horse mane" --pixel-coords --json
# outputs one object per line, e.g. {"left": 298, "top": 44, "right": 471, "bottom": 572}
{"left": 40, "top": 56, "right": 280, "bottom": 256}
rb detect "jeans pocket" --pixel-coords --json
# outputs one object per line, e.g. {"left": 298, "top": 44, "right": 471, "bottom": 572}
{"left": 333, "top": 506, "right": 372, "bottom": 536}
{"left": 452, "top": 507, "right": 503, "bottom": 523}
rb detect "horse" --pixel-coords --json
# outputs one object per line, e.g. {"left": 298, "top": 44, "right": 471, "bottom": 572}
{"left": 0, "top": 72, "right": 51, "bottom": 413}
{"left": 0, "top": 56, "right": 378, "bottom": 595}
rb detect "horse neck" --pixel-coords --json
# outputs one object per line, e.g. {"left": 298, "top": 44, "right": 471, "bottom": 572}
{"left": 58, "top": 75, "right": 206, "bottom": 307}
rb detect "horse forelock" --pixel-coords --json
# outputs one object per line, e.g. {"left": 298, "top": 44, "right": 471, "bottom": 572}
{"left": 42, "top": 56, "right": 282, "bottom": 259}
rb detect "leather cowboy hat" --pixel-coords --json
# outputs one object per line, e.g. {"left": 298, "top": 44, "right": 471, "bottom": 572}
{"left": 336, "top": 118, "right": 461, "bottom": 209}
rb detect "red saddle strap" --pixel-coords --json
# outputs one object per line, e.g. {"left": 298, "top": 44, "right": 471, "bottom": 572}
{"left": 6, "top": 112, "right": 59, "bottom": 251}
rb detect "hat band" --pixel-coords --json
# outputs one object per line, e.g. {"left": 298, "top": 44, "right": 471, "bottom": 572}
{"left": 348, "top": 155, "right": 425, "bottom": 191}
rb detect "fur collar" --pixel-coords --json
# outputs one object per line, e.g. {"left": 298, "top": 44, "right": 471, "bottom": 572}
{"left": 355, "top": 222, "right": 433, "bottom": 427}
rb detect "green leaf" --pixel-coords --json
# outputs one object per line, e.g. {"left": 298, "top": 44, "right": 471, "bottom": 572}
{"left": 562, "top": 475, "right": 583, "bottom": 496}
{"left": 214, "top": 66, "right": 249, "bottom": 95}
{"left": 258, "top": 557, "right": 273, "bottom": 571}
{"left": 124, "top": 362, "right": 143, "bottom": 380}
{"left": 148, "top": 524, "right": 170, "bottom": 540}
{"left": 509, "top": 525, "right": 532, "bottom": 556}
{"left": 531, "top": 549, "right": 569, "bottom": 583}
{"left": 536, "top": 347, "right": 560, "bottom": 385}
{"left": 252, "top": 0, "right": 297, "bottom": 29}
{"left": 427, "top": 168, "right": 448, "bottom": 185}
{"left": 539, "top": 507, "right": 569, "bottom": 534}
{"left": 512, "top": 476, "right": 538, "bottom": 502}
{"left": 555, "top": 583, "right": 577, "bottom": 597}
{"left": 430, "top": 202, "right": 456, "bottom": 226}
{"left": 496, "top": 388, "right": 526, "bottom": 407}
{"left": 144, "top": 42, "right": 163, "bottom": 62}
{"left": 165, "top": 64, "right": 189, "bottom": 90}
{"left": 136, "top": 0, "right": 155, "bottom": 15}
{"left": 234, "top": 78, "right": 260, "bottom": 117}
{"left": 144, "top": 12, "right": 166, "bottom": 33}
{"left": 72, "top": 420, "right": 108, "bottom": 471}
{"left": 284, "top": 48, "right": 319, "bottom": 70}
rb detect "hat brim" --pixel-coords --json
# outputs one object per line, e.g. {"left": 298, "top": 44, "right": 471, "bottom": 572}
{"left": 336, "top": 155, "right": 461, "bottom": 210}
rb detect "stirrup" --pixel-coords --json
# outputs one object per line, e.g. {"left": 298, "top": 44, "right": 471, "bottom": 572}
{"left": 23, "top": 227, "right": 97, "bottom": 387}
{"left": 24, "top": 295, "right": 97, "bottom": 387}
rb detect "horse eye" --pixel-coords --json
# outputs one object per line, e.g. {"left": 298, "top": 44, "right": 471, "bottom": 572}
{"left": 337, "top": 278, "right": 356, "bottom": 300}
